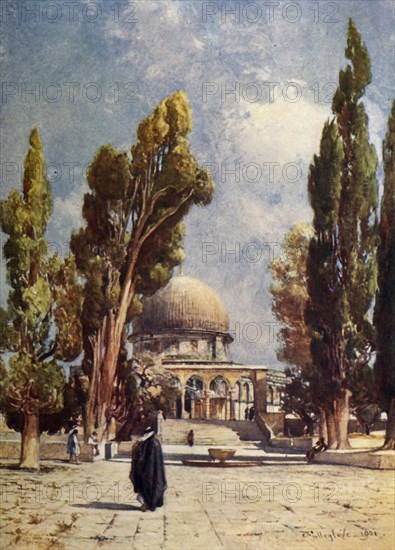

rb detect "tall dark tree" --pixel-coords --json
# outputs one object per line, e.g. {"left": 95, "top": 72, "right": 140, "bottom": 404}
{"left": 307, "top": 120, "right": 344, "bottom": 448}
{"left": 71, "top": 91, "right": 214, "bottom": 438}
{"left": 374, "top": 99, "right": 395, "bottom": 449}
{"left": 0, "top": 129, "right": 82, "bottom": 468}
{"left": 307, "top": 20, "right": 378, "bottom": 449}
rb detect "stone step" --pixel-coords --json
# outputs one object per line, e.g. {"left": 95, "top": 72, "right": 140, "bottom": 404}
{"left": 114, "top": 420, "right": 265, "bottom": 454}
{"left": 162, "top": 419, "right": 244, "bottom": 445}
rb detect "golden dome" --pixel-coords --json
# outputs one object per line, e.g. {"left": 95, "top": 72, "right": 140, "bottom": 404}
{"left": 133, "top": 275, "right": 229, "bottom": 334}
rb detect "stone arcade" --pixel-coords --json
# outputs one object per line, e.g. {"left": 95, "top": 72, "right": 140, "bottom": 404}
{"left": 130, "top": 273, "right": 285, "bottom": 420}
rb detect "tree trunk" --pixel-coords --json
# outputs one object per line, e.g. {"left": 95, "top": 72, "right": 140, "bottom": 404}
{"left": 98, "top": 318, "right": 122, "bottom": 432}
{"left": 326, "top": 405, "right": 337, "bottom": 449}
{"left": 334, "top": 388, "right": 352, "bottom": 449}
{"left": 84, "top": 321, "right": 107, "bottom": 442}
{"left": 19, "top": 413, "right": 40, "bottom": 469}
{"left": 88, "top": 281, "right": 137, "bottom": 440}
{"left": 383, "top": 397, "right": 395, "bottom": 450}
{"left": 319, "top": 408, "right": 328, "bottom": 441}
{"left": 82, "top": 196, "right": 186, "bottom": 441}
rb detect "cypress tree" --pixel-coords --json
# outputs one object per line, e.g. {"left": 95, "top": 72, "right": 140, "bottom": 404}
{"left": 0, "top": 129, "right": 82, "bottom": 468}
{"left": 307, "top": 20, "right": 378, "bottom": 449}
{"left": 374, "top": 100, "right": 395, "bottom": 449}
{"left": 306, "top": 120, "right": 344, "bottom": 448}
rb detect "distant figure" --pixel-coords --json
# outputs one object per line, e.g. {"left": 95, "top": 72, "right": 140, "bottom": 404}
{"left": 306, "top": 437, "right": 328, "bottom": 463}
{"left": 67, "top": 429, "right": 80, "bottom": 464}
{"left": 156, "top": 410, "right": 165, "bottom": 442}
{"left": 130, "top": 426, "right": 167, "bottom": 512}
{"left": 249, "top": 406, "right": 255, "bottom": 421}
{"left": 244, "top": 407, "right": 249, "bottom": 420}
{"left": 88, "top": 431, "right": 100, "bottom": 456}
{"left": 187, "top": 430, "right": 194, "bottom": 447}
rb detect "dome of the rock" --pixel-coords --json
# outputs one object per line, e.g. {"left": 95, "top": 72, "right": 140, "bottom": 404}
{"left": 133, "top": 275, "right": 229, "bottom": 335}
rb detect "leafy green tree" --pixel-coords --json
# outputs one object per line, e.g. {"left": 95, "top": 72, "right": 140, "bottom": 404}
{"left": 71, "top": 91, "right": 214, "bottom": 438}
{"left": 280, "top": 368, "right": 319, "bottom": 436}
{"left": 0, "top": 129, "right": 82, "bottom": 468}
{"left": 270, "top": 222, "right": 313, "bottom": 370}
{"left": 116, "top": 352, "right": 179, "bottom": 440}
{"left": 270, "top": 223, "right": 324, "bottom": 436}
{"left": 353, "top": 404, "right": 381, "bottom": 436}
{"left": 374, "top": 99, "right": 395, "bottom": 449}
{"left": 307, "top": 20, "right": 378, "bottom": 449}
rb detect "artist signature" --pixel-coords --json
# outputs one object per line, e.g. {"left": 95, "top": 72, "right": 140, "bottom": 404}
{"left": 301, "top": 528, "right": 378, "bottom": 542}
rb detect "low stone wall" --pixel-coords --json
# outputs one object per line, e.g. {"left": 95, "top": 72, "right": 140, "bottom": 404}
{"left": 270, "top": 437, "right": 312, "bottom": 450}
{"left": 117, "top": 441, "right": 134, "bottom": 456}
{"left": 314, "top": 450, "right": 395, "bottom": 470}
{"left": 0, "top": 440, "right": 102, "bottom": 462}
{"left": 270, "top": 433, "right": 385, "bottom": 451}
{"left": 261, "top": 412, "right": 285, "bottom": 436}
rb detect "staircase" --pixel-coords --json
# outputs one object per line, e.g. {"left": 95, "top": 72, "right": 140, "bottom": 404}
{"left": 115, "top": 419, "right": 267, "bottom": 457}
{"left": 162, "top": 419, "right": 255, "bottom": 446}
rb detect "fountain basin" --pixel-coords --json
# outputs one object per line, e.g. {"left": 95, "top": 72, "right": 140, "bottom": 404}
{"left": 208, "top": 448, "right": 236, "bottom": 462}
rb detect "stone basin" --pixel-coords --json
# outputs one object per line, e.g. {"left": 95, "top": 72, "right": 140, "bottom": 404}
{"left": 208, "top": 448, "right": 236, "bottom": 462}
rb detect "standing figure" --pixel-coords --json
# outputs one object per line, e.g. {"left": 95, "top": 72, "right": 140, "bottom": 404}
{"left": 88, "top": 431, "right": 100, "bottom": 456}
{"left": 249, "top": 406, "right": 255, "bottom": 421}
{"left": 306, "top": 437, "right": 328, "bottom": 462}
{"left": 130, "top": 426, "right": 167, "bottom": 512}
{"left": 187, "top": 430, "right": 194, "bottom": 446}
{"left": 244, "top": 407, "right": 249, "bottom": 420}
{"left": 156, "top": 410, "right": 164, "bottom": 442}
{"left": 67, "top": 429, "right": 80, "bottom": 464}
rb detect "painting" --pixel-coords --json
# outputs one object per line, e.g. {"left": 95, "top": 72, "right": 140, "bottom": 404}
{"left": 0, "top": 1, "right": 394, "bottom": 548}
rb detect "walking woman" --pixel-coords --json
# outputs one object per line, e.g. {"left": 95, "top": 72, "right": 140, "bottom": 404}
{"left": 67, "top": 429, "right": 81, "bottom": 464}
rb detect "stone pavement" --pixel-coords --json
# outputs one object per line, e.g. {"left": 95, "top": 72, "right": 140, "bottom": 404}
{"left": 1, "top": 443, "right": 394, "bottom": 550}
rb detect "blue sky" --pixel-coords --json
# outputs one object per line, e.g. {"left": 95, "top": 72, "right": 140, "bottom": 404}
{"left": 1, "top": 0, "right": 394, "bottom": 367}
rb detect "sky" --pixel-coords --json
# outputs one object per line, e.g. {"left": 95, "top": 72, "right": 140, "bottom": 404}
{"left": 1, "top": 0, "right": 394, "bottom": 368}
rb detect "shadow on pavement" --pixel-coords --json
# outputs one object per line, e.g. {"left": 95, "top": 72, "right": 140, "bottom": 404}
{"left": 163, "top": 452, "right": 306, "bottom": 464}
{"left": 73, "top": 502, "right": 140, "bottom": 511}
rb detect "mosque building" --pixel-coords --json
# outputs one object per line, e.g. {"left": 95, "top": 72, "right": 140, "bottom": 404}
{"left": 129, "top": 273, "right": 285, "bottom": 421}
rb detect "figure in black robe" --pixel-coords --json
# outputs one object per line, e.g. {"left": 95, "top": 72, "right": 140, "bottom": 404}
{"left": 130, "top": 427, "right": 167, "bottom": 511}
{"left": 306, "top": 437, "right": 328, "bottom": 462}
{"left": 187, "top": 430, "right": 194, "bottom": 446}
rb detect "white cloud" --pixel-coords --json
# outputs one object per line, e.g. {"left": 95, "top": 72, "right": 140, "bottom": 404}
{"left": 363, "top": 97, "right": 386, "bottom": 162}
{"left": 48, "top": 191, "right": 85, "bottom": 253}
{"left": 221, "top": 94, "right": 331, "bottom": 166}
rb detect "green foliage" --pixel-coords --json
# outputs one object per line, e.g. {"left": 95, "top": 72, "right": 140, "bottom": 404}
{"left": 307, "top": 21, "right": 378, "bottom": 409}
{"left": 353, "top": 404, "right": 380, "bottom": 434}
{"left": 0, "top": 357, "right": 8, "bottom": 411}
{"left": 350, "top": 363, "right": 377, "bottom": 410}
{"left": 308, "top": 121, "right": 343, "bottom": 232}
{"left": 4, "top": 374, "right": 85, "bottom": 434}
{"left": 270, "top": 222, "right": 313, "bottom": 370}
{"left": 132, "top": 352, "right": 179, "bottom": 419}
{"left": 374, "top": 100, "right": 395, "bottom": 413}
{"left": 332, "top": 19, "right": 371, "bottom": 112}
{"left": 71, "top": 91, "right": 214, "bottom": 389}
{"left": 8, "top": 352, "right": 64, "bottom": 409}
{"left": 0, "top": 129, "right": 82, "bottom": 432}
{"left": 0, "top": 306, "right": 18, "bottom": 352}
{"left": 306, "top": 120, "right": 344, "bottom": 396}
{"left": 281, "top": 368, "right": 319, "bottom": 429}
{"left": 49, "top": 255, "right": 83, "bottom": 361}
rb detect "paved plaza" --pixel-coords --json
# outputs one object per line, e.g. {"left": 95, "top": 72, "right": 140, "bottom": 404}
{"left": 1, "top": 444, "right": 394, "bottom": 550}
